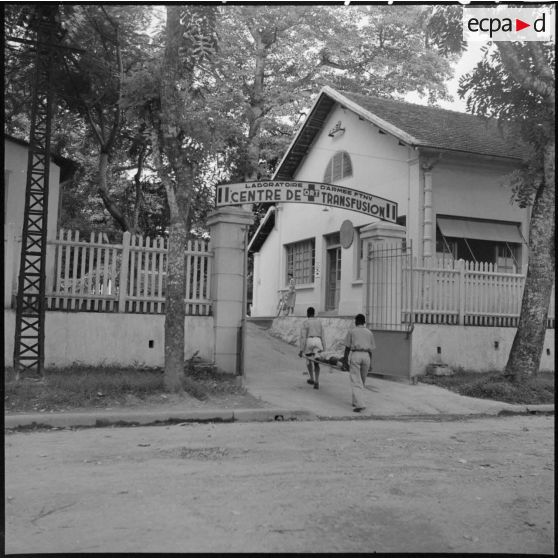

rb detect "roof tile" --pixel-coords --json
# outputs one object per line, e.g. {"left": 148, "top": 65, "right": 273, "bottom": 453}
{"left": 340, "top": 90, "right": 526, "bottom": 159}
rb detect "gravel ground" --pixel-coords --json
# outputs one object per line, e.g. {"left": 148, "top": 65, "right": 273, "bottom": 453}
{"left": 5, "top": 414, "right": 554, "bottom": 554}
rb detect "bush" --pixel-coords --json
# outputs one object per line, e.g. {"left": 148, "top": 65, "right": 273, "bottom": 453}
{"left": 419, "top": 370, "right": 554, "bottom": 405}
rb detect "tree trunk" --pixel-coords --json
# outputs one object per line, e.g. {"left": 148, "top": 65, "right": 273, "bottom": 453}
{"left": 97, "top": 151, "right": 129, "bottom": 231}
{"left": 162, "top": 157, "right": 194, "bottom": 392}
{"left": 505, "top": 139, "right": 555, "bottom": 381}
{"left": 131, "top": 144, "right": 147, "bottom": 234}
{"left": 245, "top": 23, "right": 272, "bottom": 181}
{"left": 163, "top": 218, "right": 188, "bottom": 391}
{"left": 160, "top": 5, "right": 195, "bottom": 392}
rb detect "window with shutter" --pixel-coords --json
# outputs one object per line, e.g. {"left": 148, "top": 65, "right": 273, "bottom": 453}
{"left": 332, "top": 153, "right": 342, "bottom": 180}
{"left": 342, "top": 151, "right": 352, "bottom": 177}
{"left": 323, "top": 159, "right": 333, "bottom": 183}
{"left": 323, "top": 151, "right": 353, "bottom": 183}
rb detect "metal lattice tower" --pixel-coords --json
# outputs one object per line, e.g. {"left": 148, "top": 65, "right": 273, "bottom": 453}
{"left": 13, "top": 8, "right": 58, "bottom": 379}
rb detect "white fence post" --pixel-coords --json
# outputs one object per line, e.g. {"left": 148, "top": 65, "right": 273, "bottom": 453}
{"left": 118, "top": 231, "right": 131, "bottom": 313}
{"left": 457, "top": 259, "right": 465, "bottom": 325}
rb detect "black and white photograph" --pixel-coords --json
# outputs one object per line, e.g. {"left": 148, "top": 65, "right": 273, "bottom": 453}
{"left": 4, "top": 1, "right": 555, "bottom": 554}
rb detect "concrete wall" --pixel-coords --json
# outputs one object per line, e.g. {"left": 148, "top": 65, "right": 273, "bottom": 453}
{"left": 269, "top": 317, "right": 555, "bottom": 376}
{"left": 252, "top": 225, "right": 281, "bottom": 317}
{"left": 4, "top": 310, "right": 214, "bottom": 369}
{"left": 410, "top": 324, "right": 555, "bottom": 375}
{"left": 271, "top": 315, "right": 353, "bottom": 352}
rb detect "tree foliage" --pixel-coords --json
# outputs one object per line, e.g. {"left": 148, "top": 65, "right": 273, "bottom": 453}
{"left": 203, "top": 4, "right": 461, "bottom": 239}
{"left": 4, "top": 4, "right": 169, "bottom": 237}
{"left": 5, "top": 5, "right": 464, "bottom": 238}
{"left": 459, "top": 41, "right": 555, "bottom": 381}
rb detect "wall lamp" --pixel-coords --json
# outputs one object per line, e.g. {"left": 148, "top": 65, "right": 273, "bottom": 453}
{"left": 328, "top": 120, "right": 345, "bottom": 137}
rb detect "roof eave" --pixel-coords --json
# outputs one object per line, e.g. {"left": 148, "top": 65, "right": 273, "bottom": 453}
{"left": 416, "top": 144, "right": 525, "bottom": 163}
{"left": 247, "top": 206, "right": 276, "bottom": 253}
{"left": 5, "top": 133, "right": 78, "bottom": 171}
{"left": 272, "top": 89, "right": 332, "bottom": 180}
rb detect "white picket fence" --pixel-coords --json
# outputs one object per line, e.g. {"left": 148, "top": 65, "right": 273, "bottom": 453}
{"left": 44, "top": 229, "right": 213, "bottom": 315}
{"left": 405, "top": 258, "right": 555, "bottom": 327}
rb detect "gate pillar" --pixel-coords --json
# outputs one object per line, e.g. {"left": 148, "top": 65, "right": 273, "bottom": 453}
{"left": 360, "top": 221, "right": 406, "bottom": 329}
{"left": 360, "top": 221, "right": 413, "bottom": 381}
{"left": 207, "top": 207, "right": 254, "bottom": 374}
{"left": 360, "top": 221, "right": 406, "bottom": 245}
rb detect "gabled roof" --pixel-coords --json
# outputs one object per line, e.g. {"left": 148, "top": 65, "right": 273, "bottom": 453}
{"left": 274, "top": 86, "right": 525, "bottom": 180}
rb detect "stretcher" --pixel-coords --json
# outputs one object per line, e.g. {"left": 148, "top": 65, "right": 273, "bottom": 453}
{"left": 302, "top": 353, "right": 349, "bottom": 372}
{"left": 302, "top": 353, "right": 378, "bottom": 391}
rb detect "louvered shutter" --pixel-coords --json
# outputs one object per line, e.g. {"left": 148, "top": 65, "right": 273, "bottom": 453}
{"left": 323, "top": 159, "right": 333, "bottom": 183}
{"left": 332, "top": 152, "right": 343, "bottom": 181}
{"left": 342, "top": 151, "right": 352, "bottom": 178}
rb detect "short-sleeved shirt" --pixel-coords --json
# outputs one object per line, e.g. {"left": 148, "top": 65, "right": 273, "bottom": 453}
{"left": 300, "top": 317, "right": 325, "bottom": 351}
{"left": 344, "top": 325, "right": 376, "bottom": 353}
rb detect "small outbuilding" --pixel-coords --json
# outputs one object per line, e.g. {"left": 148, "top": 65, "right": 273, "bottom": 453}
{"left": 4, "top": 134, "right": 76, "bottom": 308}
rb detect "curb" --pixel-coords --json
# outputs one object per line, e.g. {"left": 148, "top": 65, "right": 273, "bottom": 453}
{"left": 232, "top": 409, "right": 316, "bottom": 422}
{"left": 4, "top": 408, "right": 317, "bottom": 430}
{"left": 4, "top": 404, "right": 552, "bottom": 430}
{"left": 498, "top": 404, "right": 555, "bottom": 415}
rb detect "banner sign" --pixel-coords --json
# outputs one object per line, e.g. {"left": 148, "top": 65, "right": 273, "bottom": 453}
{"left": 216, "top": 181, "right": 398, "bottom": 223}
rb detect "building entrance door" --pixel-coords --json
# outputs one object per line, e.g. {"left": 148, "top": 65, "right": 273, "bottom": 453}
{"left": 326, "top": 246, "right": 341, "bottom": 311}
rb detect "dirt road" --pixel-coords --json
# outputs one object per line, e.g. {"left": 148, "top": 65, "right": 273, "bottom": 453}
{"left": 5, "top": 415, "right": 554, "bottom": 554}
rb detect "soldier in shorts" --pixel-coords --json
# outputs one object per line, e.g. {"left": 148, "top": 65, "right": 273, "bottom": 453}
{"left": 298, "top": 307, "right": 326, "bottom": 389}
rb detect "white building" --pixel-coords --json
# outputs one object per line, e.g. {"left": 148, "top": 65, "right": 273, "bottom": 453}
{"left": 249, "top": 86, "right": 529, "bottom": 318}
{"left": 4, "top": 135, "right": 76, "bottom": 308}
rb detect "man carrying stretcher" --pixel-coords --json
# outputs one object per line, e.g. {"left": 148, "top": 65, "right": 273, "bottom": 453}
{"left": 298, "top": 307, "right": 326, "bottom": 390}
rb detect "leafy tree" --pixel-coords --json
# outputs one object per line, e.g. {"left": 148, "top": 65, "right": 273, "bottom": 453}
{"left": 459, "top": 41, "right": 555, "bottom": 381}
{"left": 211, "top": 5, "right": 459, "bottom": 185}
{"left": 5, "top": 4, "right": 462, "bottom": 240}
{"left": 4, "top": 4, "right": 167, "bottom": 236}
{"left": 56, "top": 5, "right": 156, "bottom": 232}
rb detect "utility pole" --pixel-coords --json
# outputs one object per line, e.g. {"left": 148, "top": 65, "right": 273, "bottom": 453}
{"left": 13, "top": 6, "right": 59, "bottom": 379}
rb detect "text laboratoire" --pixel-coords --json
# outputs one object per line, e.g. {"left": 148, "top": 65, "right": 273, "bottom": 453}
{"left": 216, "top": 181, "right": 398, "bottom": 223}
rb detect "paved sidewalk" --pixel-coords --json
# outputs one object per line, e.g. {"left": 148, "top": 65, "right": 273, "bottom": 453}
{"left": 4, "top": 322, "right": 553, "bottom": 429}
{"left": 243, "top": 322, "right": 553, "bottom": 419}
